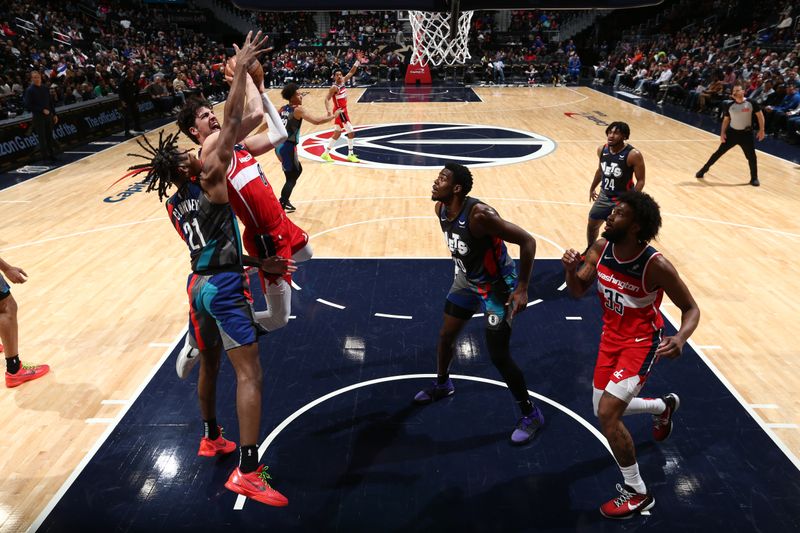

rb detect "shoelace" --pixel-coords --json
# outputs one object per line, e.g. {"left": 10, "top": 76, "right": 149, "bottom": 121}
{"left": 612, "top": 484, "right": 636, "bottom": 507}
{"left": 21, "top": 363, "right": 40, "bottom": 371}
{"left": 258, "top": 466, "right": 273, "bottom": 484}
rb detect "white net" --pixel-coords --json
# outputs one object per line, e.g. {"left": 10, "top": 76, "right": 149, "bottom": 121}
{"left": 408, "top": 10, "right": 474, "bottom": 67}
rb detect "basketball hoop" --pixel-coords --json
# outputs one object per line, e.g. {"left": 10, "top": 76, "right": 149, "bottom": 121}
{"left": 408, "top": 9, "right": 474, "bottom": 67}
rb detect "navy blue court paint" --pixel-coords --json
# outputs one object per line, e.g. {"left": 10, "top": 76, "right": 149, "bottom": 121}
{"left": 36, "top": 260, "right": 800, "bottom": 532}
{"left": 358, "top": 85, "right": 482, "bottom": 103}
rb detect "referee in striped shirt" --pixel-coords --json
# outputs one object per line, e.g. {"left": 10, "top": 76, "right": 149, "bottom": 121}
{"left": 695, "top": 84, "right": 765, "bottom": 186}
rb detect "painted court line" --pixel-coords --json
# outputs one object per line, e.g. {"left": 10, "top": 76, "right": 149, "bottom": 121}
{"left": 29, "top": 329, "right": 186, "bottom": 533}
{"left": 749, "top": 404, "right": 780, "bottom": 409}
{"left": 565, "top": 316, "right": 582, "bottom": 321}
{"left": 375, "top": 313, "right": 413, "bottom": 320}
{"left": 661, "top": 307, "right": 800, "bottom": 472}
{"left": 85, "top": 418, "right": 116, "bottom": 424}
{"left": 235, "top": 373, "right": 611, "bottom": 511}
{"left": 316, "top": 298, "right": 345, "bottom": 310}
{"left": 766, "top": 424, "right": 799, "bottom": 429}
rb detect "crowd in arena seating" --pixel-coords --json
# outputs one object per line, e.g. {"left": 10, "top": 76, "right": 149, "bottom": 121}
{"left": 592, "top": 1, "right": 800, "bottom": 141}
{"left": 0, "top": 0, "right": 581, "bottom": 124}
{"left": 0, "top": 0, "right": 233, "bottom": 121}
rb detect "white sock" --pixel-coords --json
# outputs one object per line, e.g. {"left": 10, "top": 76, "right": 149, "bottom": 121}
{"left": 619, "top": 463, "right": 646, "bottom": 494}
{"left": 347, "top": 136, "right": 353, "bottom": 154}
{"left": 625, "top": 397, "right": 666, "bottom": 416}
{"left": 325, "top": 137, "right": 336, "bottom": 154}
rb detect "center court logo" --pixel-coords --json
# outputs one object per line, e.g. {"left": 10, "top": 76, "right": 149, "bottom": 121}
{"left": 297, "top": 123, "right": 556, "bottom": 169}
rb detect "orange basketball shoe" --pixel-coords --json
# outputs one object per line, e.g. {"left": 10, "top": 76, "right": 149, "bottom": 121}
{"left": 197, "top": 428, "right": 237, "bottom": 457}
{"left": 225, "top": 465, "right": 289, "bottom": 507}
{"left": 6, "top": 363, "right": 50, "bottom": 388}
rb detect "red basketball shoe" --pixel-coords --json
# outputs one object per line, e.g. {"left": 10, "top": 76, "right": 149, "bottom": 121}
{"left": 652, "top": 393, "right": 680, "bottom": 442}
{"left": 225, "top": 465, "right": 288, "bottom": 507}
{"left": 198, "top": 428, "right": 236, "bottom": 457}
{"left": 6, "top": 363, "right": 50, "bottom": 388}
{"left": 599, "top": 483, "right": 655, "bottom": 519}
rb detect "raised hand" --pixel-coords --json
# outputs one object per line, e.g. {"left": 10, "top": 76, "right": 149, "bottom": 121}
{"left": 561, "top": 248, "right": 582, "bottom": 272}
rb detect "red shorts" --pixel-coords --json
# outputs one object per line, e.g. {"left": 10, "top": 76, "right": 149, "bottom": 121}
{"left": 593, "top": 329, "right": 662, "bottom": 403}
{"left": 243, "top": 217, "right": 309, "bottom": 289}
{"left": 334, "top": 107, "right": 351, "bottom": 129}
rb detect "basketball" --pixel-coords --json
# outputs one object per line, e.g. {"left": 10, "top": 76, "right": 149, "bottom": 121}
{"left": 224, "top": 56, "right": 264, "bottom": 87}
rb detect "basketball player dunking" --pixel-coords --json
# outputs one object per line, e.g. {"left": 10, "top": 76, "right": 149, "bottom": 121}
{"left": 321, "top": 57, "right": 362, "bottom": 163}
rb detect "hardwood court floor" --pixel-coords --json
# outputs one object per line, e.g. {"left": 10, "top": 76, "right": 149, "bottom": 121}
{"left": 0, "top": 86, "right": 798, "bottom": 532}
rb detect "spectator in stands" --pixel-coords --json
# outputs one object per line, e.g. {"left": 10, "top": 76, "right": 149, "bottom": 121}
{"left": 147, "top": 75, "right": 174, "bottom": 116}
{"left": 493, "top": 54, "right": 506, "bottom": 84}
{"left": 567, "top": 52, "right": 581, "bottom": 84}
{"left": 751, "top": 79, "right": 776, "bottom": 106}
{"left": 79, "top": 82, "right": 95, "bottom": 101}
{"left": 93, "top": 76, "right": 110, "bottom": 98}
{"left": 764, "top": 84, "right": 800, "bottom": 134}
{"left": 23, "top": 70, "right": 59, "bottom": 163}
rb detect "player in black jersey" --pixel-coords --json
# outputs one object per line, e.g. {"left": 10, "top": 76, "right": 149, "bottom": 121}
{"left": 413, "top": 163, "right": 545, "bottom": 445}
{"left": 127, "top": 32, "right": 294, "bottom": 507}
{"left": 276, "top": 82, "right": 337, "bottom": 212}
{"left": 586, "top": 122, "right": 645, "bottom": 249}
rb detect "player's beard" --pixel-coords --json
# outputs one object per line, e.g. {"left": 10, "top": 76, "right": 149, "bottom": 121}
{"left": 601, "top": 226, "right": 626, "bottom": 243}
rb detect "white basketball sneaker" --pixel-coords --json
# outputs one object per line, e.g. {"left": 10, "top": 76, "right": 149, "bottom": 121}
{"left": 176, "top": 339, "right": 200, "bottom": 379}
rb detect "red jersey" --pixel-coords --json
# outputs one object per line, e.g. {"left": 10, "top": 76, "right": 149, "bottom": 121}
{"left": 595, "top": 241, "right": 664, "bottom": 340}
{"left": 332, "top": 82, "right": 348, "bottom": 112}
{"left": 225, "top": 143, "right": 284, "bottom": 233}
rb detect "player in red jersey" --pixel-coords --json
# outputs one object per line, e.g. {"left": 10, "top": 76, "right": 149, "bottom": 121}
{"left": 321, "top": 58, "right": 361, "bottom": 163}
{"left": 175, "top": 49, "right": 312, "bottom": 378}
{"left": 562, "top": 190, "right": 700, "bottom": 520}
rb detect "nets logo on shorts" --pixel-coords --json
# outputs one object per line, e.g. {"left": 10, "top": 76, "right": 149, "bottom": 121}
{"left": 298, "top": 123, "right": 556, "bottom": 169}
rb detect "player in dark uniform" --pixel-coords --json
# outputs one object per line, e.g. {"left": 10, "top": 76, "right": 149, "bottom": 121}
{"left": 414, "top": 163, "right": 545, "bottom": 445}
{"left": 126, "top": 32, "right": 294, "bottom": 507}
{"left": 276, "top": 82, "right": 337, "bottom": 212}
{"left": 563, "top": 190, "right": 700, "bottom": 519}
{"left": 586, "top": 122, "right": 645, "bottom": 249}
{"left": 695, "top": 84, "right": 765, "bottom": 186}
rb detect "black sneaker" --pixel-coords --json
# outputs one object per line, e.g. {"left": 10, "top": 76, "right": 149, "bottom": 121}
{"left": 750, "top": 178, "right": 760, "bottom": 187}
{"left": 695, "top": 169, "right": 706, "bottom": 179}
{"left": 281, "top": 200, "right": 296, "bottom": 213}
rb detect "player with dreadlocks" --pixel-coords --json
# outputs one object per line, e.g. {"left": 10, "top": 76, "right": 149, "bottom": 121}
{"left": 173, "top": 31, "right": 313, "bottom": 381}
{"left": 127, "top": 31, "right": 293, "bottom": 507}
{"left": 562, "top": 190, "right": 700, "bottom": 519}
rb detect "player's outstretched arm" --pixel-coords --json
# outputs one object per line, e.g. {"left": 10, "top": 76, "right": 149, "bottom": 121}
{"left": 243, "top": 91, "right": 288, "bottom": 156}
{"left": 298, "top": 105, "right": 336, "bottom": 125}
{"left": 204, "top": 31, "right": 266, "bottom": 203}
{"left": 342, "top": 59, "right": 360, "bottom": 83}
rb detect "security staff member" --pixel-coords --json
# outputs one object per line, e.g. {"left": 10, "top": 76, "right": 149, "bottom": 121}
{"left": 696, "top": 84, "right": 765, "bottom": 186}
